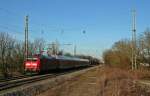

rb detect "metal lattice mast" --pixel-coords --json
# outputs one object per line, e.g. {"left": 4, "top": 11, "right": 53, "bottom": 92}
{"left": 25, "top": 15, "right": 29, "bottom": 60}
{"left": 132, "top": 10, "right": 137, "bottom": 70}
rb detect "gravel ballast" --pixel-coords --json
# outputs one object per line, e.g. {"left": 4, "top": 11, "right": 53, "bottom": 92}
{"left": 0, "top": 66, "right": 98, "bottom": 96}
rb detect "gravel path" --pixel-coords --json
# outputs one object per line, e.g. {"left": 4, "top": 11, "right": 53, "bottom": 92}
{"left": 38, "top": 66, "right": 101, "bottom": 96}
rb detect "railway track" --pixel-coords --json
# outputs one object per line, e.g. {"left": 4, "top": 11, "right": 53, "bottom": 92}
{"left": 0, "top": 75, "right": 29, "bottom": 82}
{"left": 0, "top": 73, "right": 58, "bottom": 91}
{"left": 0, "top": 67, "right": 87, "bottom": 91}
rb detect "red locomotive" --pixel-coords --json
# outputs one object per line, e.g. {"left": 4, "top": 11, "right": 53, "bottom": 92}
{"left": 24, "top": 55, "right": 90, "bottom": 73}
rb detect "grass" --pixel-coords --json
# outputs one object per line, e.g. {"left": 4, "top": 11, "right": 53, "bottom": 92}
{"left": 33, "top": 66, "right": 150, "bottom": 96}
{"left": 97, "top": 67, "right": 150, "bottom": 96}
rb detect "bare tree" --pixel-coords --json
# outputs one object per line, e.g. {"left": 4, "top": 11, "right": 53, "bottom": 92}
{"left": 33, "top": 38, "right": 45, "bottom": 55}
{"left": 138, "top": 28, "right": 150, "bottom": 66}
{"left": 13, "top": 42, "right": 25, "bottom": 73}
{"left": 103, "top": 39, "right": 133, "bottom": 69}
{"left": 0, "top": 32, "right": 16, "bottom": 77}
{"left": 0, "top": 33, "right": 47, "bottom": 77}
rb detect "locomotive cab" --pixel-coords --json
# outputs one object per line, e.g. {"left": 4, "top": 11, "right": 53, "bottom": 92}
{"left": 24, "top": 57, "right": 40, "bottom": 73}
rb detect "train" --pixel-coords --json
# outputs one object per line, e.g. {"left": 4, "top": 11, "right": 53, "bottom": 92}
{"left": 24, "top": 54, "right": 90, "bottom": 73}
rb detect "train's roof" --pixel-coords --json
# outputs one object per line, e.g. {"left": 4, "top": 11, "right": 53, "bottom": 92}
{"left": 28, "top": 55, "right": 89, "bottom": 62}
{"left": 56, "top": 56, "right": 89, "bottom": 62}
{"left": 39, "top": 55, "right": 89, "bottom": 62}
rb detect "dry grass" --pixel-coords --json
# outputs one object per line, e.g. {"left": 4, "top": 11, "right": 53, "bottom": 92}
{"left": 38, "top": 66, "right": 150, "bottom": 96}
{"left": 98, "top": 67, "right": 150, "bottom": 96}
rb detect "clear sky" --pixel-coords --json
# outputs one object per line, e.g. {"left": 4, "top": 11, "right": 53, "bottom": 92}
{"left": 0, "top": 0, "right": 150, "bottom": 58}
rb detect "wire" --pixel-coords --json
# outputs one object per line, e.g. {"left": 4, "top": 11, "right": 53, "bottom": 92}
{"left": 0, "top": 7, "right": 23, "bottom": 17}
{"left": 0, "top": 25, "right": 23, "bottom": 34}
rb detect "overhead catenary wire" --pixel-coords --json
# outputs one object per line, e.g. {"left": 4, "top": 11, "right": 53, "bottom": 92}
{"left": 0, "top": 25, "right": 23, "bottom": 34}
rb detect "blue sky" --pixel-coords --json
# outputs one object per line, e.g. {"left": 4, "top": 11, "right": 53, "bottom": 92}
{"left": 0, "top": 0, "right": 150, "bottom": 58}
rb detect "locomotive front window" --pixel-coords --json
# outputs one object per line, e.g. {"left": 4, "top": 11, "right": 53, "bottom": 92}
{"left": 31, "top": 60, "right": 37, "bottom": 62}
{"left": 27, "top": 58, "right": 38, "bottom": 61}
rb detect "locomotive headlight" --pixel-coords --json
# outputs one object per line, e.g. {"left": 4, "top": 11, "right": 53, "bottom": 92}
{"left": 32, "top": 63, "right": 37, "bottom": 66}
{"left": 26, "top": 63, "right": 31, "bottom": 66}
